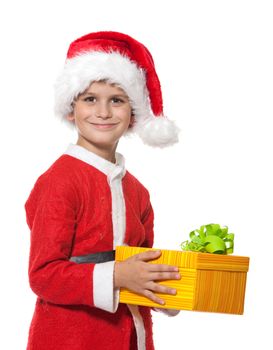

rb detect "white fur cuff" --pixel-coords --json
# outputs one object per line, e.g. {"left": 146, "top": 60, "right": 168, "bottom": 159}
{"left": 93, "top": 261, "right": 120, "bottom": 313}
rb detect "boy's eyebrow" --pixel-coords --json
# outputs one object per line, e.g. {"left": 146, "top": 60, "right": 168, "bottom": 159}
{"left": 83, "top": 92, "right": 129, "bottom": 99}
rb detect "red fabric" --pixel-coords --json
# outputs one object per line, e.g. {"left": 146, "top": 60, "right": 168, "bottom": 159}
{"left": 25, "top": 154, "right": 155, "bottom": 350}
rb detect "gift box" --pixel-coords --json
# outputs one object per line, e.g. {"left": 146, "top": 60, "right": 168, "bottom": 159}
{"left": 115, "top": 246, "right": 249, "bottom": 314}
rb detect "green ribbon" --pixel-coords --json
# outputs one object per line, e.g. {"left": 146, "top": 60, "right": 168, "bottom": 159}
{"left": 181, "top": 224, "right": 234, "bottom": 254}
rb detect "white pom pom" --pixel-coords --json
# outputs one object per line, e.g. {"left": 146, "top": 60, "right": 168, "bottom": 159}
{"left": 136, "top": 116, "right": 180, "bottom": 148}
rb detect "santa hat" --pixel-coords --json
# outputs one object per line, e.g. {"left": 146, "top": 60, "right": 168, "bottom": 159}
{"left": 54, "top": 31, "right": 179, "bottom": 147}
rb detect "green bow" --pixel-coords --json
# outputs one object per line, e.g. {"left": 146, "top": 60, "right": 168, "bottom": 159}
{"left": 181, "top": 224, "right": 234, "bottom": 254}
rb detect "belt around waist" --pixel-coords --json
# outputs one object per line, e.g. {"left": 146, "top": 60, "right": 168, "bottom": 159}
{"left": 69, "top": 250, "right": 115, "bottom": 264}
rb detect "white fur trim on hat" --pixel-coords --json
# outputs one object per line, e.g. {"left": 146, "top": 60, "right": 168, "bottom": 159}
{"left": 54, "top": 51, "right": 179, "bottom": 147}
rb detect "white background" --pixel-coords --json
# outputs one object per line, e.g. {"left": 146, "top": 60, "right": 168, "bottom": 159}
{"left": 0, "top": 0, "right": 272, "bottom": 349}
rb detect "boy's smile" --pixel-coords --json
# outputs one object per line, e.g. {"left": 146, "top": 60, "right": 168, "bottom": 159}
{"left": 87, "top": 121, "right": 121, "bottom": 131}
{"left": 67, "top": 81, "right": 133, "bottom": 162}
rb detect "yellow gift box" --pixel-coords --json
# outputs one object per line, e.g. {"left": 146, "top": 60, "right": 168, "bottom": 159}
{"left": 115, "top": 246, "right": 249, "bottom": 314}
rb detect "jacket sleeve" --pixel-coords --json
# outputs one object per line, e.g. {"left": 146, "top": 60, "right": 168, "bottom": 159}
{"left": 140, "top": 194, "right": 154, "bottom": 248}
{"left": 25, "top": 173, "right": 117, "bottom": 312}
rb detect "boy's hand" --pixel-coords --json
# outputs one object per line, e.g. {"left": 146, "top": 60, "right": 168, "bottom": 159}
{"left": 114, "top": 250, "right": 181, "bottom": 306}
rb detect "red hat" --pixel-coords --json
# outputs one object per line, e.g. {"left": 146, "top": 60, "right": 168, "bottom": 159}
{"left": 54, "top": 31, "right": 179, "bottom": 147}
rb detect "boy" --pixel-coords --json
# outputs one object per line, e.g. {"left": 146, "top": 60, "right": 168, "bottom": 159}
{"left": 25, "top": 31, "right": 180, "bottom": 350}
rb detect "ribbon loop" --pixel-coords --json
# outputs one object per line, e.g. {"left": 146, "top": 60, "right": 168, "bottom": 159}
{"left": 181, "top": 224, "right": 234, "bottom": 254}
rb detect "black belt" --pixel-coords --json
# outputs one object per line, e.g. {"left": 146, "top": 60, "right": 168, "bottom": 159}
{"left": 70, "top": 250, "right": 115, "bottom": 264}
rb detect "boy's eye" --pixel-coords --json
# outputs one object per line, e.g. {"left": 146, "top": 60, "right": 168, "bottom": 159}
{"left": 111, "top": 97, "right": 124, "bottom": 104}
{"left": 83, "top": 96, "right": 96, "bottom": 103}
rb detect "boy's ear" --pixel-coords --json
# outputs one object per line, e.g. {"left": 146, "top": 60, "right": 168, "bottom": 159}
{"left": 66, "top": 113, "right": 75, "bottom": 122}
{"left": 129, "top": 114, "right": 135, "bottom": 127}
{"left": 66, "top": 101, "right": 76, "bottom": 121}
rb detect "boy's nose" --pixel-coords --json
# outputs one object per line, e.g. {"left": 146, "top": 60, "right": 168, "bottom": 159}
{"left": 95, "top": 103, "right": 112, "bottom": 119}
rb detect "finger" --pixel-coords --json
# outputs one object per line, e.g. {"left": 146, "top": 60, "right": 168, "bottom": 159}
{"left": 149, "top": 282, "right": 177, "bottom": 296}
{"left": 148, "top": 264, "right": 179, "bottom": 272}
{"left": 150, "top": 271, "right": 181, "bottom": 281}
{"left": 143, "top": 289, "right": 165, "bottom": 306}
{"left": 133, "top": 250, "right": 161, "bottom": 262}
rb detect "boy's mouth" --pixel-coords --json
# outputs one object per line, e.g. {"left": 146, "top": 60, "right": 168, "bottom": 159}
{"left": 89, "top": 123, "right": 118, "bottom": 129}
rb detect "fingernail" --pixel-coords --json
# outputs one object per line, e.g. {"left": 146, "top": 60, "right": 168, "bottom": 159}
{"left": 176, "top": 274, "right": 181, "bottom": 279}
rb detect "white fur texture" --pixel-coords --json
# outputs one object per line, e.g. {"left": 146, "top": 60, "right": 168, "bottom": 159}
{"left": 54, "top": 51, "right": 179, "bottom": 147}
{"left": 136, "top": 115, "right": 180, "bottom": 147}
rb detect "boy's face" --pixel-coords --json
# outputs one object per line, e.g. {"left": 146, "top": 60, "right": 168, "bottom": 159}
{"left": 67, "top": 81, "right": 134, "bottom": 157}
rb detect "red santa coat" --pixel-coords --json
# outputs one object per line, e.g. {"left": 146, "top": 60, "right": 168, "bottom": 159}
{"left": 25, "top": 144, "right": 155, "bottom": 350}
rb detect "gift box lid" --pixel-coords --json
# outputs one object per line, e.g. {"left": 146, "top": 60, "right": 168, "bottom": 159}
{"left": 115, "top": 246, "right": 249, "bottom": 272}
